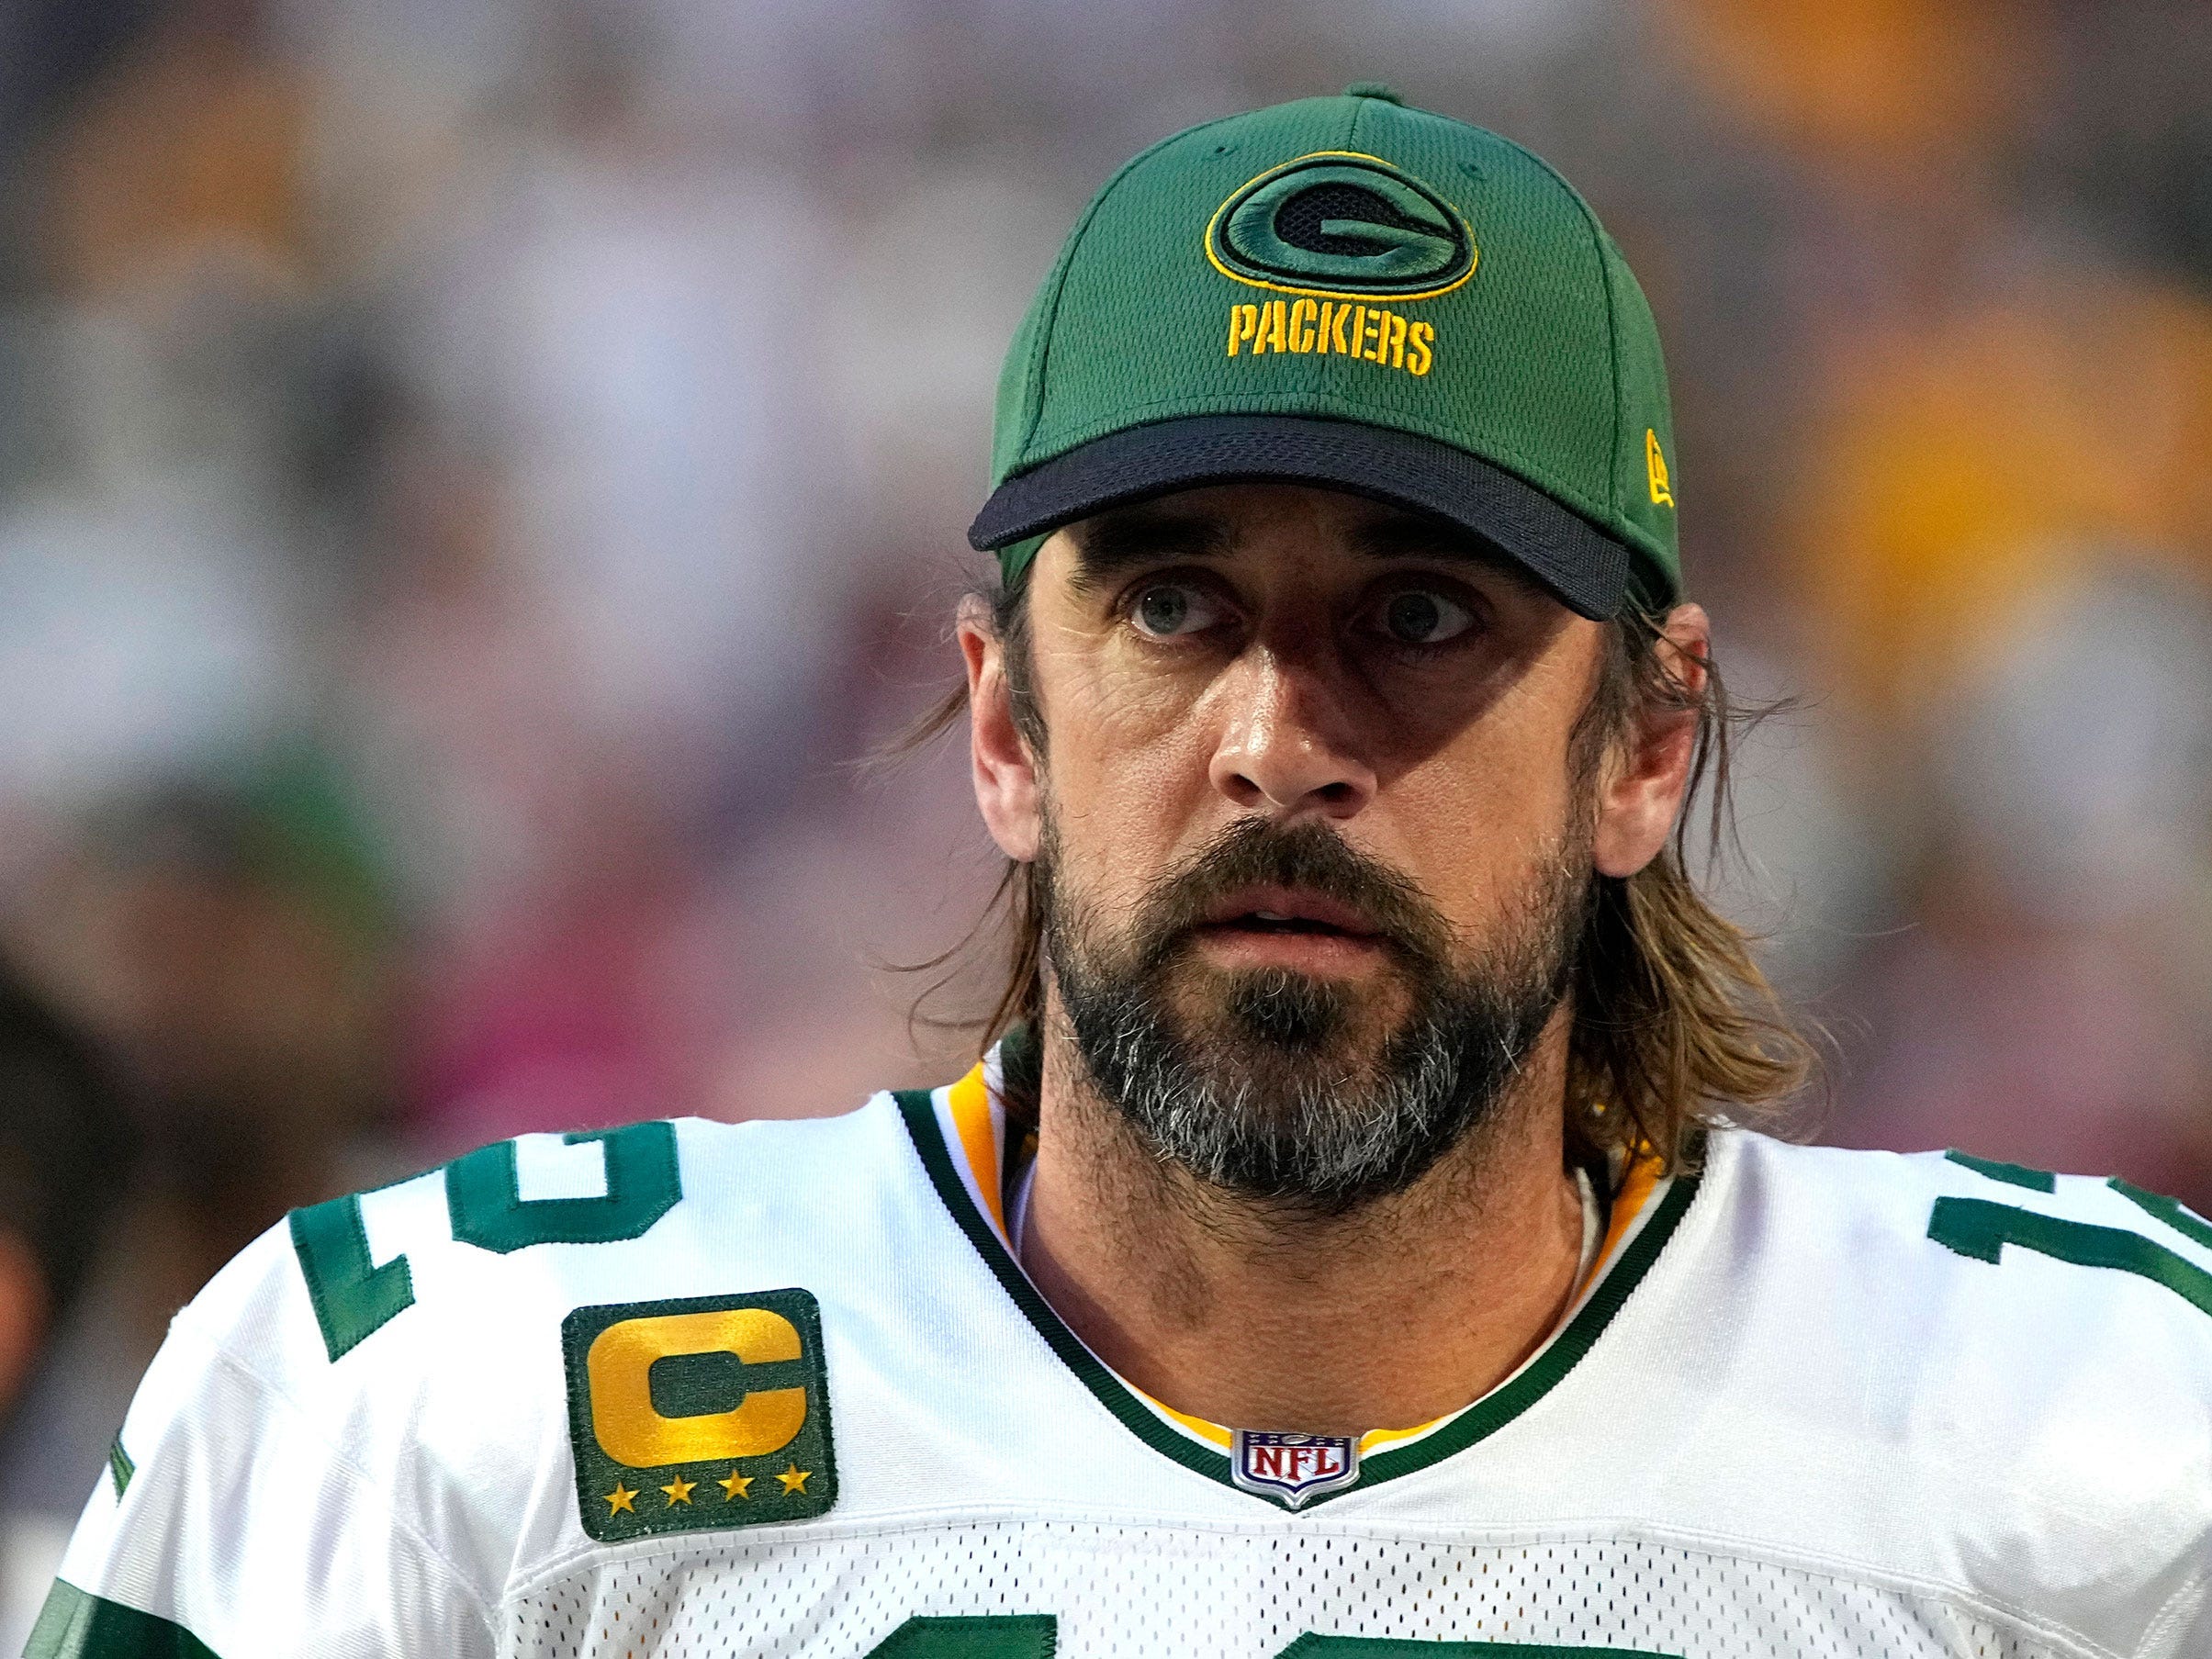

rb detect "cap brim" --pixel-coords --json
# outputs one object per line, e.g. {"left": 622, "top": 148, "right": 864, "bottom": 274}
{"left": 967, "top": 414, "right": 1632, "bottom": 621}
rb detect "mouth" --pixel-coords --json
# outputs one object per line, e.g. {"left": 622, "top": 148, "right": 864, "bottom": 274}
{"left": 1197, "top": 885, "right": 1381, "bottom": 936}
{"left": 1185, "top": 885, "right": 1388, "bottom": 969}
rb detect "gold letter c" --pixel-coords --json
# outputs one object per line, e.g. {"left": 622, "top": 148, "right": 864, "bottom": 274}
{"left": 587, "top": 1308, "right": 808, "bottom": 1467}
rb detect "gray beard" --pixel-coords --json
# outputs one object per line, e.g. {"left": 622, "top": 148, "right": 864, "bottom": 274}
{"left": 1043, "top": 817, "right": 1590, "bottom": 1216}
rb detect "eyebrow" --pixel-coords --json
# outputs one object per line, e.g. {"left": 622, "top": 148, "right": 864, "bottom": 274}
{"left": 1066, "top": 509, "right": 1235, "bottom": 591}
{"left": 1063, "top": 500, "right": 1537, "bottom": 593}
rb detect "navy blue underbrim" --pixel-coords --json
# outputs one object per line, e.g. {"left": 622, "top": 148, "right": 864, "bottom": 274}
{"left": 967, "top": 415, "right": 1634, "bottom": 621}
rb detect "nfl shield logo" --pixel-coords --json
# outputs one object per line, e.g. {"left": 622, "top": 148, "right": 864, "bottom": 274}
{"left": 1230, "top": 1429, "right": 1360, "bottom": 1508}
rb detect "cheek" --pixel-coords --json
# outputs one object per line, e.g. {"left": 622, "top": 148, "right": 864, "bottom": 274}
{"left": 1041, "top": 660, "right": 1222, "bottom": 912}
{"left": 1376, "top": 689, "right": 1584, "bottom": 925}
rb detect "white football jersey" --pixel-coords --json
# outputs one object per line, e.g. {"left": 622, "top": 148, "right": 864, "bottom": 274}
{"left": 29, "top": 1048, "right": 2212, "bottom": 1659}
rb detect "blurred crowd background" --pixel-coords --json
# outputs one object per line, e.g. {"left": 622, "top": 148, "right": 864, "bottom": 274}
{"left": 7, "top": 0, "right": 2212, "bottom": 1631}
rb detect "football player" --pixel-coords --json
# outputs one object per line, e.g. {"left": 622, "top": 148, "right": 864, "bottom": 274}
{"left": 30, "top": 88, "right": 2210, "bottom": 1659}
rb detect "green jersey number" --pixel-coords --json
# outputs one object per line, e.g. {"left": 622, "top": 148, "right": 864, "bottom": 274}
{"left": 1931, "top": 1152, "right": 2212, "bottom": 1319}
{"left": 864, "top": 1619, "right": 1673, "bottom": 1656}
{"left": 289, "top": 1122, "right": 682, "bottom": 1362}
{"left": 447, "top": 1123, "right": 682, "bottom": 1252}
{"left": 866, "top": 1619, "right": 1056, "bottom": 1657}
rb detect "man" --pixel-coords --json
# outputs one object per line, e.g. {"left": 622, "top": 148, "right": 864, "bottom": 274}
{"left": 30, "top": 88, "right": 2210, "bottom": 1659}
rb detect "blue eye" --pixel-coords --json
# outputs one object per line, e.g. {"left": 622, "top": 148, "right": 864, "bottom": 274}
{"left": 1139, "top": 587, "right": 1188, "bottom": 633}
{"left": 1378, "top": 588, "right": 1474, "bottom": 645}
{"left": 1130, "top": 583, "right": 1221, "bottom": 638}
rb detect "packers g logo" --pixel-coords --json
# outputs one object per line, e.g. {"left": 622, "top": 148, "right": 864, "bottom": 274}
{"left": 1206, "top": 151, "right": 1477, "bottom": 300}
{"left": 563, "top": 1289, "right": 837, "bottom": 1541}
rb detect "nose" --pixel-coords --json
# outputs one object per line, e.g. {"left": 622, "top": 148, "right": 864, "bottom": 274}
{"left": 1207, "top": 648, "right": 1376, "bottom": 820}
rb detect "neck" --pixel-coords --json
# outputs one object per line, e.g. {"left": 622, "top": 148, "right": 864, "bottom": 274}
{"left": 1015, "top": 1002, "right": 1586, "bottom": 1436}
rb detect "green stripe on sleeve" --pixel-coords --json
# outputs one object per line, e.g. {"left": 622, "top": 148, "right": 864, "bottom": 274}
{"left": 106, "top": 1438, "right": 133, "bottom": 1499}
{"left": 25, "top": 1582, "right": 221, "bottom": 1659}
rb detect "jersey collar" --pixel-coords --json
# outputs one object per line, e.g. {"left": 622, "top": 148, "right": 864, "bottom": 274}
{"left": 894, "top": 1048, "right": 1700, "bottom": 1510}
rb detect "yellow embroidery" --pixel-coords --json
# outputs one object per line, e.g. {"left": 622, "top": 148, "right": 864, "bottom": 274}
{"left": 603, "top": 1483, "right": 637, "bottom": 1515}
{"left": 660, "top": 1475, "right": 695, "bottom": 1505}
{"left": 586, "top": 1309, "right": 808, "bottom": 1468}
{"left": 1646, "top": 429, "right": 1674, "bottom": 507}
{"left": 1258, "top": 300, "right": 1287, "bottom": 353}
{"left": 776, "top": 1464, "right": 812, "bottom": 1495}
{"left": 1407, "top": 320, "right": 1434, "bottom": 376}
{"left": 718, "top": 1469, "right": 753, "bottom": 1501}
{"left": 1202, "top": 151, "right": 1479, "bottom": 303}
{"left": 1226, "top": 303, "right": 1434, "bottom": 376}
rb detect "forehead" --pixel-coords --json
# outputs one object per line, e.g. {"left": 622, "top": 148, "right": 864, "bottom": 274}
{"left": 1050, "top": 483, "right": 1547, "bottom": 597}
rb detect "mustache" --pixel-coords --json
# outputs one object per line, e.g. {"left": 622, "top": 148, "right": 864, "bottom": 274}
{"left": 1127, "top": 818, "right": 1457, "bottom": 974}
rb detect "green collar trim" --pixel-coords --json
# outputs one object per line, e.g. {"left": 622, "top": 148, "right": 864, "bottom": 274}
{"left": 894, "top": 1088, "right": 1700, "bottom": 1508}
{"left": 896, "top": 1088, "right": 1231, "bottom": 1490}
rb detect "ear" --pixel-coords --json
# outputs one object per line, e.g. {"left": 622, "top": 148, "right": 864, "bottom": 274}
{"left": 960, "top": 594, "right": 1043, "bottom": 863}
{"left": 1591, "top": 603, "right": 1710, "bottom": 880}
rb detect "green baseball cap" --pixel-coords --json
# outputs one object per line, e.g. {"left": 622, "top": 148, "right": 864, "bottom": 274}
{"left": 968, "top": 86, "right": 1680, "bottom": 620}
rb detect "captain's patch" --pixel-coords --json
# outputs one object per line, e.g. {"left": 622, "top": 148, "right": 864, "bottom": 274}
{"left": 563, "top": 1288, "right": 837, "bottom": 1541}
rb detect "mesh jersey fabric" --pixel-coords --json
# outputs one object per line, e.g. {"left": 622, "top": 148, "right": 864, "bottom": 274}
{"left": 31, "top": 1058, "right": 2212, "bottom": 1659}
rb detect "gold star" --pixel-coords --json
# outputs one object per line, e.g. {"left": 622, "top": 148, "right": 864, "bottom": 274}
{"left": 718, "top": 1469, "right": 752, "bottom": 1501}
{"left": 604, "top": 1483, "right": 637, "bottom": 1515}
{"left": 776, "top": 1463, "right": 811, "bottom": 1495}
{"left": 661, "top": 1475, "right": 695, "bottom": 1506}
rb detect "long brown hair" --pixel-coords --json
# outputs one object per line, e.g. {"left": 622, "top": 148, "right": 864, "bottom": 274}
{"left": 892, "top": 577, "right": 1815, "bottom": 1175}
{"left": 1555, "top": 605, "right": 1817, "bottom": 1170}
